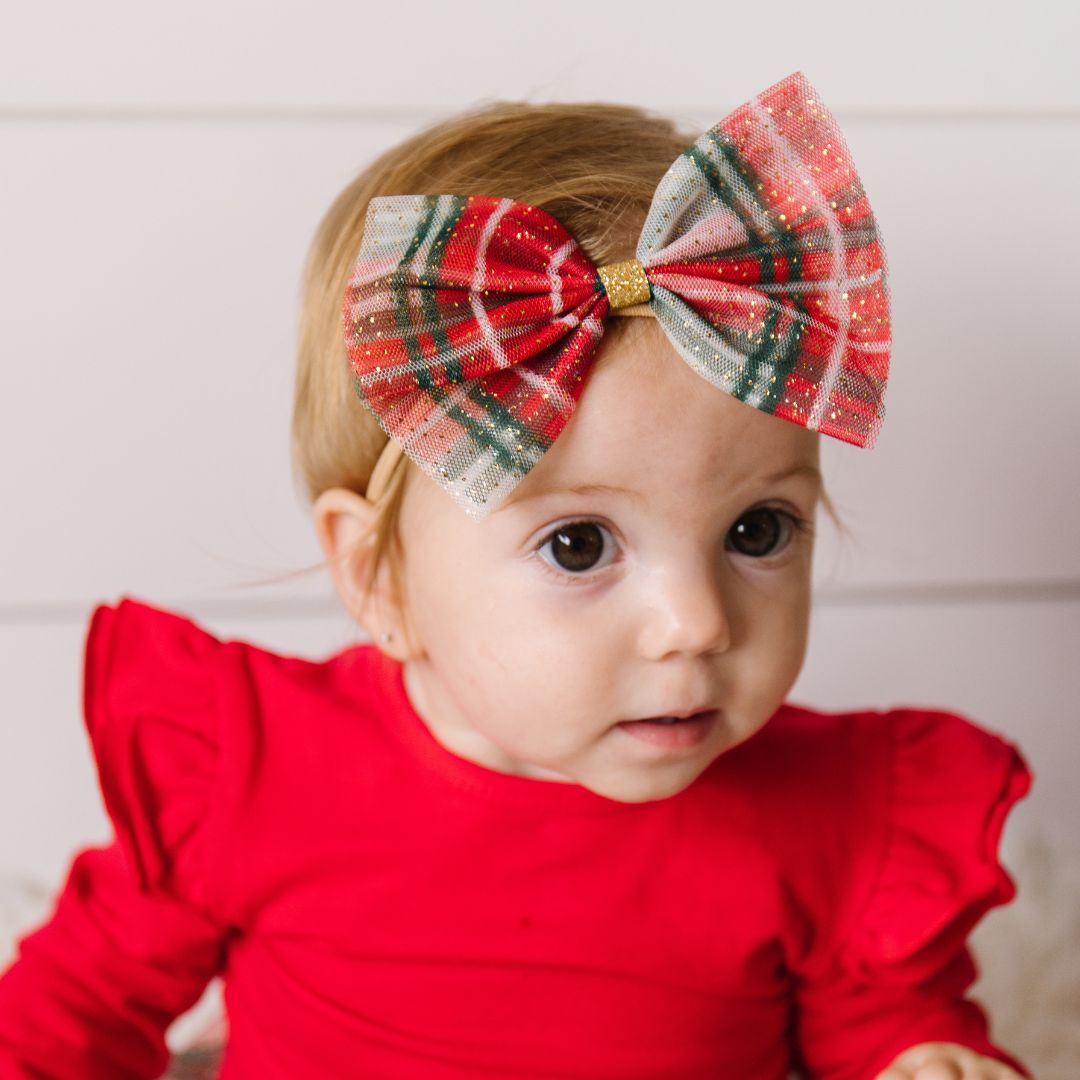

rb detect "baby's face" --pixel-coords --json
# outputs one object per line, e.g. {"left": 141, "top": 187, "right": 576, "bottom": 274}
{"left": 394, "top": 320, "right": 821, "bottom": 803}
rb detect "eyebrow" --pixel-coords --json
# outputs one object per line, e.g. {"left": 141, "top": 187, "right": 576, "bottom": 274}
{"left": 762, "top": 463, "right": 823, "bottom": 485}
{"left": 505, "top": 463, "right": 822, "bottom": 507}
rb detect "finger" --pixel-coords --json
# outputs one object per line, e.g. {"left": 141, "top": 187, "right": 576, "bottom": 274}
{"left": 876, "top": 1041, "right": 951, "bottom": 1078}
{"left": 960, "top": 1053, "right": 1029, "bottom": 1079}
{"left": 912, "top": 1062, "right": 964, "bottom": 1080}
{"left": 986, "top": 1066, "right": 1028, "bottom": 1080}
{"left": 892, "top": 1043, "right": 961, "bottom": 1069}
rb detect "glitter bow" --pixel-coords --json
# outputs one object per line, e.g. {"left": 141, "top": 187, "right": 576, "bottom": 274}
{"left": 342, "top": 70, "right": 890, "bottom": 518}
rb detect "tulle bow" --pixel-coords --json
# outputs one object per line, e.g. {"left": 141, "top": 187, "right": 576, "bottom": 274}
{"left": 342, "top": 70, "right": 890, "bottom": 518}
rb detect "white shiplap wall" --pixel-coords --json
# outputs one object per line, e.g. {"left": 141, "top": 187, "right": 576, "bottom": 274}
{"left": 1, "top": 1, "right": 1078, "bottom": 1066}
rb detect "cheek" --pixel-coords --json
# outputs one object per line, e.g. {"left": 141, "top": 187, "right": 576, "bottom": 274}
{"left": 401, "top": 547, "right": 558, "bottom": 675}
{"left": 739, "top": 569, "right": 812, "bottom": 688}
{"left": 775, "top": 607, "right": 810, "bottom": 684}
{"left": 399, "top": 549, "right": 488, "bottom": 667}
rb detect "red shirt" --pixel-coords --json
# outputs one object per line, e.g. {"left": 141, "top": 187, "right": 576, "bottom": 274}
{"left": 0, "top": 596, "right": 1032, "bottom": 1079}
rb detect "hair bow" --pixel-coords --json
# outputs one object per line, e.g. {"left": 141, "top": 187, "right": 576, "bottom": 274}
{"left": 342, "top": 70, "right": 890, "bottom": 519}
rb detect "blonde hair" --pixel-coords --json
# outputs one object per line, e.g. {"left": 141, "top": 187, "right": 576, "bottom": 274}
{"left": 282, "top": 99, "right": 845, "bottom": 616}
{"left": 288, "top": 99, "right": 698, "bottom": 613}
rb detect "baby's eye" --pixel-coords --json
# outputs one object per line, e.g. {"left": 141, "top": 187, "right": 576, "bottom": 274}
{"left": 726, "top": 507, "right": 800, "bottom": 559}
{"left": 536, "top": 520, "right": 617, "bottom": 578}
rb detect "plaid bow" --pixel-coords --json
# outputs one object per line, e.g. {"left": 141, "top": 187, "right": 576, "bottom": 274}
{"left": 341, "top": 70, "right": 890, "bottom": 518}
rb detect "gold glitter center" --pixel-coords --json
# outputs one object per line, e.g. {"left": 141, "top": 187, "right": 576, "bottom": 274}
{"left": 597, "top": 259, "right": 651, "bottom": 310}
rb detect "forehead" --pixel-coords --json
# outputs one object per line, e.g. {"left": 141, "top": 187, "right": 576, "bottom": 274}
{"left": 502, "top": 320, "right": 820, "bottom": 508}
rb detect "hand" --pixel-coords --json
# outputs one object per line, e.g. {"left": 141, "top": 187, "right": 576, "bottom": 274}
{"left": 874, "top": 1042, "right": 1029, "bottom": 1079}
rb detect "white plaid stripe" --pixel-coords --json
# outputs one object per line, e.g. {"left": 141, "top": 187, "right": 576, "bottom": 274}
{"left": 469, "top": 197, "right": 515, "bottom": 369}
{"left": 746, "top": 96, "right": 851, "bottom": 432}
{"left": 547, "top": 237, "right": 575, "bottom": 315}
{"left": 648, "top": 271, "right": 882, "bottom": 353}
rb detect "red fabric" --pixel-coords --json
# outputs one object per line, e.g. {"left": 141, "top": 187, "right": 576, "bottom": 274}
{"left": 0, "top": 597, "right": 1033, "bottom": 1079}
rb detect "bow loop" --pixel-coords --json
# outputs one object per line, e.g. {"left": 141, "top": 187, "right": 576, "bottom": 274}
{"left": 344, "top": 194, "right": 611, "bottom": 510}
{"left": 638, "top": 73, "right": 889, "bottom": 444}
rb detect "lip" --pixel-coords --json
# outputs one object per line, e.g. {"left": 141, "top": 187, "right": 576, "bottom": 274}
{"left": 615, "top": 709, "right": 719, "bottom": 749}
{"left": 626, "top": 705, "right": 715, "bottom": 723}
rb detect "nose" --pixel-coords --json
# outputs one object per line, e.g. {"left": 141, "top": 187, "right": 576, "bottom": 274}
{"left": 636, "top": 560, "right": 734, "bottom": 660}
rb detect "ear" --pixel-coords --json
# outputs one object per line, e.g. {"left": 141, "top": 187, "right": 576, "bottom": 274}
{"left": 311, "top": 487, "right": 414, "bottom": 658}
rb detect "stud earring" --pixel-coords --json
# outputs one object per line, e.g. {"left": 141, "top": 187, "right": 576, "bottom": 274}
{"left": 379, "top": 631, "right": 393, "bottom": 645}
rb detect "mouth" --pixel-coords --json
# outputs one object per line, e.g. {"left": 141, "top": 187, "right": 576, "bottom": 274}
{"left": 615, "top": 709, "right": 719, "bottom": 748}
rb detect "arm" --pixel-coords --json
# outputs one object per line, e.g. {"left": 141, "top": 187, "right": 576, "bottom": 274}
{"left": 0, "top": 843, "right": 228, "bottom": 1079}
{"left": 0, "top": 597, "right": 240, "bottom": 1078}
{"left": 792, "top": 938, "right": 1030, "bottom": 1079}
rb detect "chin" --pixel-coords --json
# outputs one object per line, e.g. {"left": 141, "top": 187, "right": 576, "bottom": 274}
{"left": 588, "top": 768, "right": 704, "bottom": 805}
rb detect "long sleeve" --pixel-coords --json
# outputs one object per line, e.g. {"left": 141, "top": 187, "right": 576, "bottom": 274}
{"left": 0, "top": 598, "right": 233, "bottom": 1078}
{"left": 789, "top": 709, "right": 1033, "bottom": 1080}
{"left": 0, "top": 845, "right": 226, "bottom": 1078}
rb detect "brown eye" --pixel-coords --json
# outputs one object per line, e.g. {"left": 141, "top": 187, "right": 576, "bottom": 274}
{"left": 539, "top": 520, "right": 613, "bottom": 575}
{"left": 727, "top": 508, "right": 794, "bottom": 558}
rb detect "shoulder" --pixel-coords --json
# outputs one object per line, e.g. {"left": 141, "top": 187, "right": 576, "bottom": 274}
{"left": 82, "top": 595, "right": 388, "bottom": 919}
{"left": 85, "top": 593, "right": 386, "bottom": 738}
{"left": 82, "top": 596, "right": 233, "bottom": 918}
{"left": 722, "top": 701, "right": 1032, "bottom": 976}
{"left": 723, "top": 700, "right": 1028, "bottom": 803}
{"left": 723, "top": 700, "right": 1031, "bottom": 867}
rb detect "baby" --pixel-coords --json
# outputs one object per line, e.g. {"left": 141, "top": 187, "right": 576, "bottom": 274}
{"left": 0, "top": 70, "right": 1032, "bottom": 1079}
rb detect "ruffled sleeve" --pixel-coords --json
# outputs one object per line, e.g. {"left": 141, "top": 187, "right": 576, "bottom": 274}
{"left": 792, "top": 708, "right": 1033, "bottom": 1080}
{"left": 84, "top": 595, "right": 229, "bottom": 919}
{"left": 0, "top": 596, "right": 232, "bottom": 1078}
